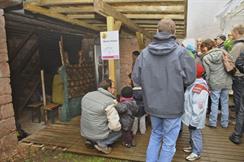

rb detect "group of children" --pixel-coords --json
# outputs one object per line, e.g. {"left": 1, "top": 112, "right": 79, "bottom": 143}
{"left": 116, "top": 63, "right": 209, "bottom": 161}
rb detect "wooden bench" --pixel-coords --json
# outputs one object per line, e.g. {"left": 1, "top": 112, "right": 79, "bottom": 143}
{"left": 27, "top": 102, "right": 43, "bottom": 123}
{"left": 44, "top": 103, "right": 60, "bottom": 124}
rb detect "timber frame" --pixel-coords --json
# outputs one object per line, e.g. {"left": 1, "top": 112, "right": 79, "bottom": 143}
{"left": 0, "top": 0, "right": 21, "bottom": 8}
{"left": 23, "top": 0, "right": 188, "bottom": 39}
{"left": 22, "top": 0, "right": 188, "bottom": 93}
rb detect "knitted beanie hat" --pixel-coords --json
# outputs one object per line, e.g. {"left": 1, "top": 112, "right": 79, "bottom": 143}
{"left": 196, "top": 63, "right": 205, "bottom": 78}
{"left": 121, "top": 86, "right": 133, "bottom": 98}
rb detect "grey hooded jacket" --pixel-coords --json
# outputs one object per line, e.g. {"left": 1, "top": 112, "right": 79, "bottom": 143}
{"left": 202, "top": 48, "right": 233, "bottom": 90}
{"left": 132, "top": 32, "right": 196, "bottom": 118}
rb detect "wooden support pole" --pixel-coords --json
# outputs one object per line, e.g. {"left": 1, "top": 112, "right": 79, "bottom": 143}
{"left": 106, "top": 16, "right": 117, "bottom": 92}
{"left": 59, "top": 36, "right": 65, "bottom": 66}
{"left": 40, "top": 70, "right": 48, "bottom": 125}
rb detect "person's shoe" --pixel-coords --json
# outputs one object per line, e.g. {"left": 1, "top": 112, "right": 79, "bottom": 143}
{"left": 122, "top": 141, "right": 132, "bottom": 148}
{"left": 221, "top": 125, "right": 228, "bottom": 129}
{"left": 94, "top": 145, "right": 112, "bottom": 154}
{"left": 205, "top": 123, "right": 216, "bottom": 128}
{"left": 131, "top": 138, "right": 136, "bottom": 147}
{"left": 85, "top": 139, "right": 95, "bottom": 148}
{"left": 183, "top": 146, "right": 192, "bottom": 153}
{"left": 186, "top": 153, "right": 200, "bottom": 161}
{"left": 229, "top": 133, "right": 241, "bottom": 144}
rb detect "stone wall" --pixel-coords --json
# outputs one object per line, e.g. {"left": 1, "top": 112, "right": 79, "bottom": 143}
{"left": 0, "top": 9, "right": 18, "bottom": 161}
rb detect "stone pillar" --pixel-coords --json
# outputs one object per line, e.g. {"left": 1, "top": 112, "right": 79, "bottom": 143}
{"left": 119, "top": 37, "right": 139, "bottom": 87}
{"left": 0, "top": 9, "right": 18, "bottom": 161}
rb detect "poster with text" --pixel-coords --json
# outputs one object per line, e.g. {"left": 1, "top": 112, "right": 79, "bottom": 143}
{"left": 100, "top": 31, "right": 119, "bottom": 60}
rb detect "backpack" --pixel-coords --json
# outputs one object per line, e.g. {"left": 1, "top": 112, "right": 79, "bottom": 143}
{"left": 235, "top": 52, "right": 244, "bottom": 74}
{"left": 222, "top": 51, "right": 236, "bottom": 75}
{"left": 233, "top": 40, "right": 244, "bottom": 74}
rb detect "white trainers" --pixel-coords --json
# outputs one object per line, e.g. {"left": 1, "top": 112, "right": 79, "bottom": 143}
{"left": 139, "top": 115, "right": 147, "bottom": 134}
{"left": 186, "top": 153, "right": 200, "bottom": 161}
{"left": 132, "top": 117, "right": 139, "bottom": 135}
{"left": 183, "top": 146, "right": 192, "bottom": 153}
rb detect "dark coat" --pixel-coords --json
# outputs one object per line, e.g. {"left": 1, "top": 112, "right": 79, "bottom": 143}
{"left": 133, "top": 88, "right": 145, "bottom": 117}
{"left": 115, "top": 98, "right": 138, "bottom": 131}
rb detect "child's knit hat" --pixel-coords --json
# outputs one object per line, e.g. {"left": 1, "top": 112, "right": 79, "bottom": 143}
{"left": 196, "top": 63, "right": 205, "bottom": 78}
{"left": 121, "top": 86, "right": 133, "bottom": 98}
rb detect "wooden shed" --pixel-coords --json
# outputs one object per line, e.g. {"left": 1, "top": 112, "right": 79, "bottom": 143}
{"left": 1, "top": 1, "right": 244, "bottom": 162}
{"left": 4, "top": 0, "right": 188, "bottom": 127}
{"left": 0, "top": 0, "right": 188, "bottom": 161}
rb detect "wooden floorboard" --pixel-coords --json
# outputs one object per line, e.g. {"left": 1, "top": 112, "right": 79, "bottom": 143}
{"left": 21, "top": 116, "right": 244, "bottom": 162}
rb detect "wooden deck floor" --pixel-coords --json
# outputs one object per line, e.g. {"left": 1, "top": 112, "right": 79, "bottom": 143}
{"left": 21, "top": 116, "right": 244, "bottom": 162}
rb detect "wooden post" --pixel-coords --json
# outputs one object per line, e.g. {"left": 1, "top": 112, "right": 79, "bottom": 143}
{"left": 59, "top": 36, "right": 65, "bottom": 66}
{"left": 40, "top": 70, "right": 48, "bottom": 125}
{"left": 106, "top": 16, "right": 117, "bottom": 92}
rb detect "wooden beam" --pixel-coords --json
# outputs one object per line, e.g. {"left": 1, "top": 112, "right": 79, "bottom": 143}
{"left": 133, "top": 19, "right": 185, "bottom": 25}
{"left": 49, "top": 6, "right": 95, "bottom": 13}
{"left": 94, "top": 0, "right": 152, "bottom": 39}
{"left": 0, "top": 0, "right": 21, "bottom": 9}
{"left": 23, "top": 3, "right": 101, "bottom": 31}
{"left": 125, "top": 14, "right": 184, "bottom": 20}
{"left": 39, "top": 0, "right": 184, "bottom": 6}
{"left": 5, "top": 13, "right": 91, "bottom": 37}
{"left": 139, "top": 24, "right": 185, "bottom": 29}
{"left": 114, "top": 21, "right": 122, "bottom": 30}
{"left": 104, "top": 0, "right": 184, "bottom": 2}
{"left": 114, "top": 5, "right": 184, "bottom": 14}
{"left": 67, "top": 14, "right": 96, "bottom": 19}
{"left": 9, "top": 31, "right": 35, "bottom": 63}
{"left": 49, "top": 5, "right": 184, "bottom": 14}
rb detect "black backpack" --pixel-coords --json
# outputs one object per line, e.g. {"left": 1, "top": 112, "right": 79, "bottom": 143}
{"left": 235, "top": 51, "right": 244, "bottom": 74}
{"left": 234, "top": 40, "right": 244, "bottom": 74}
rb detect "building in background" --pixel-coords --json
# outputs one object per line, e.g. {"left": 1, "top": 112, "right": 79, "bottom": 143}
{"left": 187, "top": 0, "right": 227, "bottom": 38}
{"left": 216, "top": 0, "right": 244, "bottom": 33}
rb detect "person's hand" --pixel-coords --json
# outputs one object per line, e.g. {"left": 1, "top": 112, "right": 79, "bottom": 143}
{"left": 189, "top": 125, "right": 197, "bottom": 130}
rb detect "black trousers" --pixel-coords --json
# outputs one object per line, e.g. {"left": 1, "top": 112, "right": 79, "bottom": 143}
{"left": 122, "top": 130, "right": 133, "bottom": 145}
{"left": 233, "top": 77, "right": 244, "bottom": 136}
{"left": 233, "top": 77, "right": 244, "bottom": 114}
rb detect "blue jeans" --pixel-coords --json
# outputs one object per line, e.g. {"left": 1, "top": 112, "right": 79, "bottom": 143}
{"left": 146, "top": 116, "right": 181, "bottom": 162}
{"left": 94, "top": 131, "right": 122, "bottom": 148}
{"left": 209, "top": 89, "right": 229, "bottom": 127}
{"left": 190, "top": 129, "right": 202, "bottom": 156}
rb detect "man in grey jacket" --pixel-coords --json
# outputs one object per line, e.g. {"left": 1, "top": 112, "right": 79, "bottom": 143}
{"left": 132, "top": 18, "right": 195, "bottom": 162}
{"left": 229, "top": 24, "right": 244, "bottom": 144}
{"left": 80, "top": 79, "right": 121, "bottom": 154}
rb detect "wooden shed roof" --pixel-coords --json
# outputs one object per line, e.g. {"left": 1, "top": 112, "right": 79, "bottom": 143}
{"left": 24, "top": 0, "right": 188, "bottom": 39}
